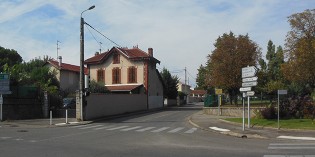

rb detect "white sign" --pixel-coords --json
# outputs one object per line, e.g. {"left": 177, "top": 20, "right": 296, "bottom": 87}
{"left": 0, "top": 91, "right": 12, "bottom": 94}
{"left": 242, "top": 77, "right": 258, "bottom": 83}
{"left": 240, "top": 87, "right": 251, "bottom": 92}
{"left": 278, "top": 90, "right": 287, "bottom": 95}
{"left": 242, "top": 66, "right": 257, "bottom": 78}
{"left": 246, "top": 91, "right": 255, "bottom": 96}
{"left": 242, "top": 81, "right": 258, "bottom": 87}
{"left": 0, "top": 96, "right": 2, "bottom": 104}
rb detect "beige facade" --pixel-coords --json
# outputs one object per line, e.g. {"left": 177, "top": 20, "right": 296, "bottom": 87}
{"left": 178, "top": 82, "right": 191, "bottom": 95}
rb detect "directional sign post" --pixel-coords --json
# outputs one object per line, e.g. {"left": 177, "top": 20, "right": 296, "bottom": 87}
{"left": 0, "top": 73, "right": 11, "bottom": 121}
{"left": 241, "top": 66, "right": 258, "bottom": 130}
{"left": 215, "top": 89, "right": 223, "bottom": 116}
{"left": 277, "top": 90, "right": 287, "bottom": 130}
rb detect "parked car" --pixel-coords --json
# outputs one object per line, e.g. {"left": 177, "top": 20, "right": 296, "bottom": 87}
{"left": 62, "top": 98, "right": 76, "bottom": 109}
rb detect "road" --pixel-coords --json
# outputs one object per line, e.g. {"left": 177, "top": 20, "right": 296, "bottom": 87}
{"left": 0, "top": 103, "right": 314, "bottom": 157}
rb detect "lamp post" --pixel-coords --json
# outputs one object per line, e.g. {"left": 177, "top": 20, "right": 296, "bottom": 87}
{"left": 80, "top": 5, "right": 95, "bottom": 121}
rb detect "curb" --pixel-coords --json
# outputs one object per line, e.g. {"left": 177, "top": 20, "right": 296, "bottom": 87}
{"left": 187, "top": 113, "right": 267, "bottom": 139}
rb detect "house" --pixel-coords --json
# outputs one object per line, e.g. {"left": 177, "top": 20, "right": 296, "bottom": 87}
{"left": 84, "top": 46, "right": 164, "bottom": 109}
{"left": 45, "top": 57, "right": 88, "bottom": 93}
{"left": 177, "top": 82, "right": 191, "bottom": 95}
{"left": 190, "top": 90, "right": 207, "bottom": 98}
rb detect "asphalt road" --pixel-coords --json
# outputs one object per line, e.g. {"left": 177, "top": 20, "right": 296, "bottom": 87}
{"left": 0, "top": 104, "right": 314, "bottom": 157}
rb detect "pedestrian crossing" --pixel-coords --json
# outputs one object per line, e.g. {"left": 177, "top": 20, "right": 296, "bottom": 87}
{"left": 70, "top": 124, "right": 198, "bottom": 134}
{"left": 263, "top": 143, "right": 315, "bottom": 157}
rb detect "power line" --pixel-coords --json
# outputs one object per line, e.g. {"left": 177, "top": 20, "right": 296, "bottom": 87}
{"left": 84, "top": 21, "right": 122, "bottom": 48}
{"left": 86, "top": 25, "right": 105, "bottom": 52}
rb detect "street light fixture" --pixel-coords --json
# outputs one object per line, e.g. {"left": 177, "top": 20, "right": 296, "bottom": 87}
{"left": 80, "top": 5, "right": 95, "bottom": 121}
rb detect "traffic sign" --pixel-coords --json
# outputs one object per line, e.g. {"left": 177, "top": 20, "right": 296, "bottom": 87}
{"left": 215, "top": 89, "right": 222, "bottom": 95}
{"left": 278, "top": 90, "right": 287, "bottom": 95}
{"left": 242, "top": 81, "right": 258, "bottom": 87}
{"left": 0, "top": 96, "right": 2, "bottom": 104}
{"left": 246, "top": 91, "right": 255, "bottom": 96}
{"left": 240, "top": 87, "right": 251, "bottom": 92}
{"left": 242, "top": 76, "right": 258, "bottom": 83}
{"left": 242, "top": 66, "right": 257, "bottom": 78}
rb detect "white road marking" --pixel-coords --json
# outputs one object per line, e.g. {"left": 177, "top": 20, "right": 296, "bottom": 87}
{"left": 1, "top": 137, "right": 12, "bottom": 139}
{"left": 209, "top": 127, "right": 230, "bottom": 132}
{"left": 93, "top": 125, "right": 116, "bottom": 130}
{"left": 151, "top": 127, "right": 170, "bottom": 133}
{"left": 268, "top": 143, "right": 315, "bottom": 150}
{"left": 277, "top": 136, "right": 315, "bottom": 141}
{"left": 79, "top": 125, "right": 104, "bottom": 130}
{"left": 70, "top": 124, "right": 93, "bottom": 128}
{"left": 264, "top": 155, "right": 315, "bottom": 157}
{"left": 184, "top": 128, "right": 197, "bottom": 134}
{"left": 107, "top": 126, "right": 129, "bottom": 131}
{"left": 168, "top": 127, "right": 185, "bottom": 133}
{"left": 120, "top": 126, "right": 142, "bottom": 131}
{"left": 136, "top": 127, "right": 156, "bottom": 132}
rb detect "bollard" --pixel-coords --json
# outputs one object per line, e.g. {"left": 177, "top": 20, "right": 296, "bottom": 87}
{"left": 50, "top": 110, "right": 52, "bottom": 125}
{"left": 66, "top": 109, "right": 68, "bottom": 124}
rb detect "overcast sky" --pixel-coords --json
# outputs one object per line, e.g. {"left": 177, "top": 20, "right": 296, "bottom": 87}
{"left": 1, "top": 0, "right": 314, "bottom": 88}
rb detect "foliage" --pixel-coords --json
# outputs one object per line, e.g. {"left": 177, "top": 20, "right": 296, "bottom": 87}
{"left": 282, "top": 9, "right": 315, "bottom": 90}
{"left": 3, "top": 56, "right": 58, "bottom": 94}
{"left": 0, "top": 46, "right": 22, "bottom": 72}
{"left": 160, "top": 68, "right": 179, "bottom": 99}
{"left": 206, "top": 32, "right": 261, "bottom": 105}
{"left": 261, "top": 105, "right": 277, "bottom": 119}
{"left": 89, "top": 80, "right": 109, "bottom": 93}
{"left": 195, "top": 64, "right": 207, "bottom": 90}
{"left": 178, "top": 91, "right": 187, "bottom": 100}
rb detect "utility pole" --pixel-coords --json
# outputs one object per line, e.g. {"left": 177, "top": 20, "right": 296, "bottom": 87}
{"left": 99, "top": 42, "right": 102, "bottom": 53}
{"left": 57, "top": 40, "right": 61, "bottom": 59}
{"left": 184, "top": 67, "right": 187, "bottom": 94}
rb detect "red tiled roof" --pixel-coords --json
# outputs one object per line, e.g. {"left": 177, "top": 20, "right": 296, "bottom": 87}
{"left": 105, "top": 84, "right": 143, "bottom": 92}
{"left": 47, "top": 60, "right": 88, "bottom": 75}
{"left": 191, "top": 90, "right": 207, "bottom": 95}
{"left": 85, "top": 46, "right": 160, "bottom": 64}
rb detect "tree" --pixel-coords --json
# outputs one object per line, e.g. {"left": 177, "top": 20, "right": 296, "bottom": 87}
{"left": 195, "top": 64, "right": 207, "bottom": 90}
{"left": 282, "top": 9, "right": 315, "bottom": 93}
{"left": 206, "top": 32, "right": 261, "bottom": 105}
{"left": 160, "top": 68, "right": 179, "bottom": 99}
{"left": 0, "top": 46, "right": 22, "bottom": 72}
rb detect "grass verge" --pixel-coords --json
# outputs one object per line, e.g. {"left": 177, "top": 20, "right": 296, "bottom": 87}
{"left": 224, "top": 118, "right": 315, "bottom": 130}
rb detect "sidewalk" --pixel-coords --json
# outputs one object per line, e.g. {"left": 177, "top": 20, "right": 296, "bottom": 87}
{"left": 188, "top": 111, "right": 315, "bottom": 140}
{"left": 0, "top": 118, "right": 92, "bottom": 128}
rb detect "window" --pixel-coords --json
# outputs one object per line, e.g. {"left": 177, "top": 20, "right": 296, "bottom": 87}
{"left": 112, "top": 68, "right": 121, "bottom": 84}
{"left": 128, "top": 66, "right": 137, "bottom": 83}
{"left": 113, "top": 53, "right": 120, "bottom": 64}
{"left": 97, "top": 69, "right": 105, "bottom": 83}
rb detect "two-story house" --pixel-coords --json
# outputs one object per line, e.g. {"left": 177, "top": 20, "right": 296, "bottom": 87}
{"left": 84, "top": 46, "right": 164, "bottom": 109}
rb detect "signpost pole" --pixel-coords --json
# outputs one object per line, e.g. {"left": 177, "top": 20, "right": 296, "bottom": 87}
{"left": 247, "top": 96, "right": 250, "bottom": 128}
{"left": 242, "top": 93, "right": 245, "bottom": 131}
{"left": 0, "top": 94, "right": 2, "bottom": 121}
{"left": 277, "top": 92, "right": 280, "bottom": 130}
{"left": 218, "top": 95, "right": 220, "bottom": 116}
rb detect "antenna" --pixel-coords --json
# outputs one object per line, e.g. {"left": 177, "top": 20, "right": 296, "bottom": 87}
{"left": 99, "top": 42, "right": 102, "bottom": 53}
{"left": 57, "top": 40, "right": 61, "bottom": 60}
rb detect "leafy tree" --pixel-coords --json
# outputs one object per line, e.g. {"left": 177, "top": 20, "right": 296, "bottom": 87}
{"left": 195, "top": 64, "right": 207, "bottom": 90}
{"left": 160, "top": 68, "right": 179, "bottom": 99}
{"left": 206, "top": 32, "right": 261, "bottom": 105}
{"left": 0, "top": 46, "right": 22, "bottom": 72}
{"left": 282, "top": 9, "right": 315, "bottom": 94}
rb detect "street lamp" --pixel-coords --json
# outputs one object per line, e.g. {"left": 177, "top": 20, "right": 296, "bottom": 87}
{"left": 80, "top": 5, "right": 95, "bottom": 121}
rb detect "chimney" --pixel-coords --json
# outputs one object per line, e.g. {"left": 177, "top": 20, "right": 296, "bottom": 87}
{"left": 148, "top": 48, "right": 153, "bottom": 57}
{"left": 58, "top": 56, "right": 62, "bottom": 67}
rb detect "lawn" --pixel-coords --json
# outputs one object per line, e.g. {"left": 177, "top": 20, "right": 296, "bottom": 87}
{"left": 224, "top": 118, "right": 315, "bottom": 130}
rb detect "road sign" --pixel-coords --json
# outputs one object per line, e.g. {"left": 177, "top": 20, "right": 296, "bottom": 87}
{"left": 246, "top": 91, "right": 255, "bottom": 96}
{"left": 0, "top": 96, "right": 2, "bottom": 104}
{"left": 0, "top": 73, "right": 10, "bottom": 91}
{"left": 278, "top": 90, "right": 287, "bottom": 95}
{"left": 242, "top": 66, "right": 257, "bottom": 78}
{"left": 242, "top": 76, "right": 258, "bottom": 83}
{"left": 242, "top": 81, "right": 258, "bottom": 87}
{"left": 240, "top": 87, "right": 251, "bottom": 92}
{"left": 0, "top": 91, "right": 12, "bottom": 94}
{"left": 215, "top": 89, "right": 222, "bottom": 95}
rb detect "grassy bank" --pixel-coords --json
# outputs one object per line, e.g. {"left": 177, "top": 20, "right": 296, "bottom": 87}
{"left": 225, "top": 118, "right": 315, "bottom": 130}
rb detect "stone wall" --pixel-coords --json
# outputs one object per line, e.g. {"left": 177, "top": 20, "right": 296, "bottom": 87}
{"left": 203, "top": 107, "right": 265, "bottom": 118}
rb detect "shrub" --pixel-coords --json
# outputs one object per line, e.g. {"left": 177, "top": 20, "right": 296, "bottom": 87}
{"left": 261, "top": 105, "right": 277, "bottom": 119}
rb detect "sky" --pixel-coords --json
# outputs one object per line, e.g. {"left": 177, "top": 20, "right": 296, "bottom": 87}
{"left": 1, "top": 0, "right": 314, "bottom": 88}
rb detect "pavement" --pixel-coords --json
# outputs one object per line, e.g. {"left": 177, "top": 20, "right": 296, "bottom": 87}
{"left": 188, "top": 110, "right": 315, "bottom": 140}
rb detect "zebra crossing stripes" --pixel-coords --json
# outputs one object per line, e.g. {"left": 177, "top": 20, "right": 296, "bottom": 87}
{"left": 168, "top": 127, "right": 184, "bottom": 133}
{"left": 268, "top": 143, "right": 315, "bottom": 150}
{"left": 136, "top": 127, "right": 156, "bottom": 132}
{"left": 70, "top": 124, "right": 198, "bottom": 134}
{"left": 151, "top": 127, "right": 170, "bottom": 133}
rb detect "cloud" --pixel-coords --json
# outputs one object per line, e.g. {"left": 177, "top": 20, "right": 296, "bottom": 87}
{"left": 0, "top": 0, "right": 314, "bottom": 88}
